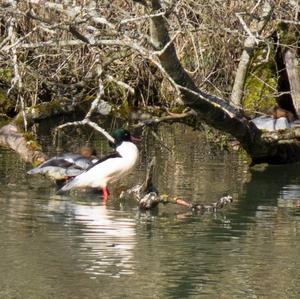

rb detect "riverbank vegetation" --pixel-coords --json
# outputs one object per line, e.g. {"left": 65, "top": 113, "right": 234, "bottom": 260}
{"left": 1, "top": 0, "right": 300, "bottom": 165}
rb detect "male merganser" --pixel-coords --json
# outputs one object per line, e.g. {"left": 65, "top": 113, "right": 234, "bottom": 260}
{"left": 27, "top": 146, "right": 98, "bottom": 186}
{"left": 59, "top": 128, "right": 139, "bottom": 202}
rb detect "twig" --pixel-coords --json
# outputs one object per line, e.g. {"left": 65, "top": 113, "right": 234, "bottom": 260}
{"left": 251, "top": 0, "right": 263, "bottom": 14}
{"left": 2, "top": 27, "right": 37, "bottom": 52}
{"left": 149, "top": 130, "right": 172, "bottom": 152}
{"left": 153, "top": 31, "right": 181, "bottom": 56}
{"left": 119, "top": 11, "right": 166, "bottom": 25}
{"left": 55, "top": 119, "right": 115, "bottom": 144}
{"left": 277, "top": 19, "right": 300, "bottom": 25}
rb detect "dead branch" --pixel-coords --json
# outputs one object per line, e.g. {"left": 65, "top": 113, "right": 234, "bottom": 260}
{"left": 106, "top": 75, "right": 135, "bottom": 95}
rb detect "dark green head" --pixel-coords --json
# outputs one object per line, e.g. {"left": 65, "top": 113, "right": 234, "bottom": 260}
{"left": 110, "top": 128, "right": 132, "bottom": 147}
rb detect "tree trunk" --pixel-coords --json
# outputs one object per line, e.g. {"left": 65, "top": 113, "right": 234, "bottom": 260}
{"left": 230, "top": 41, "right": 255, "bottom": 107}
{"left": 150, "top": 0, "right": 255, "bottom": 145}
{"left": 284, "top": 47, "right": 300, "bottom": 115}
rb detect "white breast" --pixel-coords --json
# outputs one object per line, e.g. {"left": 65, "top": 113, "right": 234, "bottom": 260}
{"left": 116, "top": 141, "right": 139, "bottom": 168}
{"left": 65, "top": 141, "right": 139, "bottom": 189}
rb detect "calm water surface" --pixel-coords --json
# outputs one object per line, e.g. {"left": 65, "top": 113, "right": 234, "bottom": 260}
{"left": 1, "top": 125, "right": 300, "bottom": 298}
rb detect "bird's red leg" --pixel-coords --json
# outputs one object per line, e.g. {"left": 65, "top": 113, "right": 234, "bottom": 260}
{"left": 102, "top": 186, "right": 110, "bottom": 204}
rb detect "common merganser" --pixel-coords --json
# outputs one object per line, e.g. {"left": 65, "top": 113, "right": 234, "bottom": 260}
{"left": 59, "top": 129, "right": 139, "bottom": 202}
{"left": 27, "top": 146, "right": 98, "bottom": 186}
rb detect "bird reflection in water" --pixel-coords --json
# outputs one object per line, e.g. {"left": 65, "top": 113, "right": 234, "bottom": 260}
{"left": 47, "top": 198, "right": 136, "bottom": 278}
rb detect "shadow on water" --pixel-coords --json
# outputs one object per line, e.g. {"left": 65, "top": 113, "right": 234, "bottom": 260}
{"left": 158, "top": 163, "right": 300, "bottom": 298}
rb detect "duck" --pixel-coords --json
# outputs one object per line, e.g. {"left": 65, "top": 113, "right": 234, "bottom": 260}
{"left": 27, "top": 146, "right": 98, "bottom": 186}
{"left": 59, "top": 128, "right": 140, "bottom": 202}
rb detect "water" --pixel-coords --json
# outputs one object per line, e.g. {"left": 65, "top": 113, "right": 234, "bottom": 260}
{"left": 1, "top": 124, "right": 300, "bottom": 298}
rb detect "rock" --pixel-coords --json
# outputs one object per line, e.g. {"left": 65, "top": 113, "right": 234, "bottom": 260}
{"left": 275, "top": 117, "right": 290, "bottom": 130}
{"left": 251, "top": 116, "right": 290, "bottom": 131}
{"left": 97, "top": 100, "right": 112, "bottom": 115}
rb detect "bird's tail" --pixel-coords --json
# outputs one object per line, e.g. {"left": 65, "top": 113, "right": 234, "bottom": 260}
{"left": 58, "top": 178, "right": 77, "bottom": 193}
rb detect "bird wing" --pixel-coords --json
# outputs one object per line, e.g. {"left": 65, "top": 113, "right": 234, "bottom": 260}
{"left": 85, "top": 152, "right": 121, "bottom": 171}
{"left": 60, "top": 155, "right": 125, "bottom": 191}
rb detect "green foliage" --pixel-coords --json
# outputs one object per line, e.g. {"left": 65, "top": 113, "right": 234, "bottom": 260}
{"left": 0, "top": 68, "right": 13, "bottom": 83}
{"left": 0, "top": 118, "right": 10, "bottom": 128}
{"left": 23, "top": 132, "right": 42, "bottom": 151}
{"left": 0, "top": 89, "right": 14, "bottom": 114}
{"left": 114, "top": 99, "right": 131, "bottom": 118}
{"left": 277, "top": 22, "right": 298, "bottom": 45}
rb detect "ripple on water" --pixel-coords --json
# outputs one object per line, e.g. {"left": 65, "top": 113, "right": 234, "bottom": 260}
{"left": 2, "top": 131, "right": 300, "bottom": 298}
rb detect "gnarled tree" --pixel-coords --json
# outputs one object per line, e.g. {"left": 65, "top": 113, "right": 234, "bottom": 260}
{"left": 0, "top": 0, "right": 300, "bottom": 165}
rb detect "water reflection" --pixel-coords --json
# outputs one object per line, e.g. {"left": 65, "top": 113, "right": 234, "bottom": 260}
{"left": 2, "top": 124, "right": 300, "bottom": 298}
{"left": 47, "top": 198, "right": 136, "bottom": 278}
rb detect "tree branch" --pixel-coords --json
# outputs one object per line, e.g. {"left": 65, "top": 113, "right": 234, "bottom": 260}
{"left": 54, "top": 63, "right": 115, "bottom": 144}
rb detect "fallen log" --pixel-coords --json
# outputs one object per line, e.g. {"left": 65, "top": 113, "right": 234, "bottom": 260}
{"left": 0, "top": 124, "right": 47, "bottom": 165}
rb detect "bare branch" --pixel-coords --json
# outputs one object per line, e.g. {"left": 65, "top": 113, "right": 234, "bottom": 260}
{"left": 2, "top": 27, "right": 37, "bottom": 52}
{"left": 277, "top": 19, "right": 300, "bottom": 25}
{"left": 55, "top": 118, "right": 114, "bottom": 144}
{"left": 236, "top": 12, "right": 260, "bottom": 44}
{"left": 54, "top": 62, "right": 115, "bottom": 144}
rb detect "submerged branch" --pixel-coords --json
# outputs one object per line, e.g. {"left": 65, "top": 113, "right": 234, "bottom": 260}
{"left": 120, "top": 157, "right": 233, "bottom": 212}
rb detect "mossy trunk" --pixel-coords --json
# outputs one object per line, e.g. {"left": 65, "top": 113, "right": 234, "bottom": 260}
{"left": 230, "top": 1, "right": 274, "bottom": 107}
